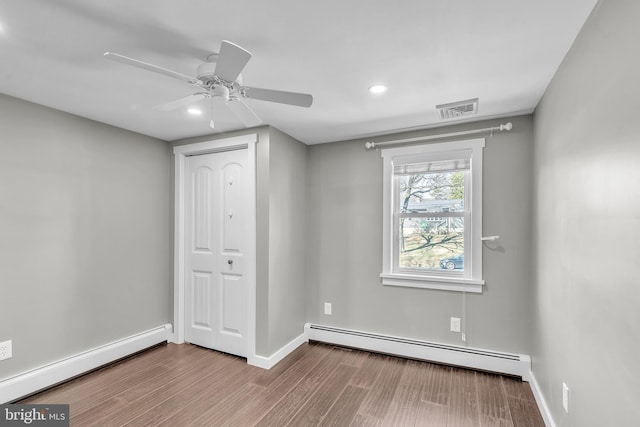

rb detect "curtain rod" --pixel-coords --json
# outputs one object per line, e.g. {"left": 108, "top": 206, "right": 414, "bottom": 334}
{"left": 364, "top": 122, "right": 513, "bottom": 150}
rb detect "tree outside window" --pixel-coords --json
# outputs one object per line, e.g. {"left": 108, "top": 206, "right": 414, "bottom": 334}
{"left": 398, "top": 171, "right": 465, "bottom": 270}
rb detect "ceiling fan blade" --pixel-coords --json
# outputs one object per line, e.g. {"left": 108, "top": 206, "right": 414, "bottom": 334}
{"left": 227, "top": 99, "right": 262, "bottom": 127}
{"left": 104, "top": 52, "right": 201, "bottom": 85}
{"left": 241, "top": 87, "right": 313, "bottom": 108}
{"left": 153, "top": 93, "right": 207, "bottom": 111}
{"left": 214, "top": 40, "right": 252, "bottom": 82}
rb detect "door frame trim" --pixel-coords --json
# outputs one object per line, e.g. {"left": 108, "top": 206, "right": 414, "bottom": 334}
{"left": 171, "top": 134, "right": 257, "bottom": 364}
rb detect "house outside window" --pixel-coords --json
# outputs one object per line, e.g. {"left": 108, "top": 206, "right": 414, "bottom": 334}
{"left": 380, "top": 138, "right": 485, "bottom": 293}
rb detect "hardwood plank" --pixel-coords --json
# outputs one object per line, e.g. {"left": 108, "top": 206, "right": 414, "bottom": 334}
{"left": 350, "top": 414, "right": 383, "bottom": 427}
{"left": 415, "top": 400, "right": 449, "bottom": 427}
{"left": 249, "top": 344, "right": 341, "bottom": 423}
{"left": 22, "top": 344, "right": 207, "bottom": 423}
{"left": 71, "top": 345, "right": 213, "bottom": 418}
{"left": 219, "top": 343, "right": 335, "bottom": 426}
{"left": 77, "top": 363, "right": 214, "bottom": 425}
{"left": 18, "top": 342, "right": 547, "bottom": 427}
{"left": 319, "top": 385, "right": 369, "bottom": 426}
{"left": 380, "top": 359, "right": 430, "bottom": 426}
{"left": 70, "top": 364, "right": 170, "bottom": 420}
{"left": 88, "top": 351, "right": 244, "bottom": 426}
{"left": 19, "top": 343, "right": 188, "bottom": 404}
{"left": 188, "top": 383, "right": 267, "bottom": 426}
{"left": 285, "top": 364, "right": 358, "bottom": 426}
{"left": 421, "top": 363, "right": 452, "bottom": 406}
{"left": 332, "top": 345, "right": 368, "bottom": 368}
{"left": 135, "top": 354, "right": 260, "bottom": 427}
{"left": 501, "top": 377, "right": 535, "bottom": 401}
{"left": 447, "top": 368, "right": 480, "bottom": 427}
{"left": 28, "top": 361, "right": 168, "bottom": 409}
{"left": 506, "top": 396, "right": 545, "bottom": 427}
{"left": 349, "top": 353, "right": 385, "bottom": 390}
{"left": 476, "top": 372, "right": 513, "bottom": 427}
{"left": 251, "top": 342, "right": 313, "bottom": 388}
{"left": 357, "top": 355, "right": 406, "bottom": 419}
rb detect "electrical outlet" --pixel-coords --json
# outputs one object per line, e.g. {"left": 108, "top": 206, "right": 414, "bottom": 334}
{"left": 0, "top": 340, "right": 12, "bottom": 361}
{"left": 450, "top": 317, "right": 461, "bottom": 333}
{"left": 324, "top": 302, "right": 332, "bottom": 315}
{"left": 562, "top": 382, "right": 569, "bottom": 413}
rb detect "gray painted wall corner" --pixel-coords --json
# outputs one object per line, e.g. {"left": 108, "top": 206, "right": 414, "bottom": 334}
{"left": 266, "top": 127, "right": 308, "bottom": 354}
{"left": 532, "top": 1, "right": 640, "bottom": 425}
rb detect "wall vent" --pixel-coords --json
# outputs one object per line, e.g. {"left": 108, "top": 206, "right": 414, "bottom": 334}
{"left": 436, "top": 98, "right": 479, "bottom": 120}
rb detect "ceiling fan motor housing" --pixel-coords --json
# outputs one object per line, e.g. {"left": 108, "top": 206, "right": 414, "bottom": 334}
{"left": 196, "top": 61, "right": 217, "bottom": 81}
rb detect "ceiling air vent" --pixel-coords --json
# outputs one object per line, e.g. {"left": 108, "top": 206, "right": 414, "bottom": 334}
{"left": 436, "top": 98, "right": 479, "bottom": 120}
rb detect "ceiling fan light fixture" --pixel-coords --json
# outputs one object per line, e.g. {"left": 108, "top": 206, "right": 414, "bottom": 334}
{"left": 105, "top": 39, "right": 313, "bottom": 130}
{"left": 211, "top": 85, "right": 230, "bottom": 103}
{"left": 369, "top": 84, "right": 388, "bottom": 94}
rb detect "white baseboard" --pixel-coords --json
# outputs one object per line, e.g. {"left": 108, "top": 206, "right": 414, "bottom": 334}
{"left": 0, "top": 324, "right": 172, "bottom": 404}
{"left": 248, "top": 332, "right": 307, "bottom": 370}
{"left": 305, "top": 323, "right": 531, "bottom": 380}
{"left": 528, "top": 371, "right": 556, "bottom": 427}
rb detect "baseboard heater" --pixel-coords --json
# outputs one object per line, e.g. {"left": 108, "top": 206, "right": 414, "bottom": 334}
{"left": 0, "top": 324, "right": 172, "bottom": 404}
{"left": 305, "top": 323, "right": 531, "bottom": 381}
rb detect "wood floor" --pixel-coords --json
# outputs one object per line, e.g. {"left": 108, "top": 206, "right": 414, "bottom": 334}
{"left": 20, "top": 342, "right": 545, "bottom": 426}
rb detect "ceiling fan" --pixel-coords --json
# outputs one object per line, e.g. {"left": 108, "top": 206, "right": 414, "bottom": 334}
{"left": 104, "top": 40, "right": 313, "bottom": 128}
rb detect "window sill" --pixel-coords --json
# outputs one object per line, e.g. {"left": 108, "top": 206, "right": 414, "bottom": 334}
{"left": 380, "top": 273, "right": 484, "bottom": 293}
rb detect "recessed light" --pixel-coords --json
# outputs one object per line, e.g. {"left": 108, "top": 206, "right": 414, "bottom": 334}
{"left": 369, "top": 84, "right": 388, "bottom": 94}
{"left": 187, "top": 108, "right": 202, "bottom": 115}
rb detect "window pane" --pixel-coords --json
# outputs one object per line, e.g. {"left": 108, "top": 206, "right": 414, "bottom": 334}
{"left": 399, "top": 217, "right": 464, "bottom": 271}
{"left": 398, "top": 171, "right": 465, "bottom": 213}
{"left": 382, "top": 139, "right": 483, "bottom": 289}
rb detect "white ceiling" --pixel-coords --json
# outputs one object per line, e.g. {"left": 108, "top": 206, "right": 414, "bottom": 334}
{"left": 0, "top": 0, "right": 597, "bottom": 144}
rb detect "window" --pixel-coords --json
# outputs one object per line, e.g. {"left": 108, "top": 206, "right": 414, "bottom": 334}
{"left": 380, "top": 138, "right": 484, "bottom": 292}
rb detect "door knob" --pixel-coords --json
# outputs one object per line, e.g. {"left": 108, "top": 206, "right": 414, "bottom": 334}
{"left": 228, "top": 259, "right": 233, "bottom": 265}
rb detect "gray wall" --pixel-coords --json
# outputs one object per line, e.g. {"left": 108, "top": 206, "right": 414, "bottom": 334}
{"left": 306, "top": 115, "right": 534, "bottom": 354}
{"left": 532, "top": 1, "right": 640, "bottom": 425}
{"left": 0, "top": 93, "right": 172, "bottom": 379}
{"left": 265, "top": 127, "right": 307, "bottom": 355}
{"left": 172, "top": 126, "right": 307, "bottom": 357}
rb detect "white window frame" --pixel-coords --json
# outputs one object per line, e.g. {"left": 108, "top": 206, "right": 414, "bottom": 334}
{"left": 380, "top": 138, "right": 485, "bottom": 293}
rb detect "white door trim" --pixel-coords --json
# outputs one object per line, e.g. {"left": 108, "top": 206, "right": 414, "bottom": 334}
{"left": 171, "top": 134, "right": 257, "bottom": 364}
